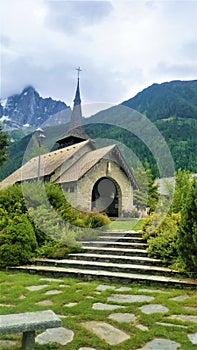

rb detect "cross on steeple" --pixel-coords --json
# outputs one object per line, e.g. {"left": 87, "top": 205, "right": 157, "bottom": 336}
{"left": 76, "top": 67, "right": 82, "bottom": 79}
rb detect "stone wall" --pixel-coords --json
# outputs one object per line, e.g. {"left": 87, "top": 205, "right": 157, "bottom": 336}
{"left": 67, "top": 159, "right": 133, "bottom": 216}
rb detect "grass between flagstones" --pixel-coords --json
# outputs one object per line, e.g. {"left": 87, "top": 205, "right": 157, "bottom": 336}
{"left": 0, "top": 271, "right": 196, "bottom": 350}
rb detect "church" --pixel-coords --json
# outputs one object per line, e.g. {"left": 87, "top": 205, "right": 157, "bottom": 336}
{"left": 0, "top": 70, "right": 138, "bottom": 217}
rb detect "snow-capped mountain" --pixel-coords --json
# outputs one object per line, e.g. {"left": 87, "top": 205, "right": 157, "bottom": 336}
{"left": 0, "top": 86, "right": 71, "bottom": 130}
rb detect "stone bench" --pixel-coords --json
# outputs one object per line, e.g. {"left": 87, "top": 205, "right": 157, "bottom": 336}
{"left": 0, "top": 309, "right": 62, "bottom": 350}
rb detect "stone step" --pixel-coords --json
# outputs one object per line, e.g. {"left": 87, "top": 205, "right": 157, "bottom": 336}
{"left": 81, "top": 241, "right": 148, "bottom": 249}
{"left": 81, "top": 246, "right": 148, "bottom": 257}
{"left": 67, "top": 253, "right": 164, "bottom": 266}
{"left": 34, "top": 258, "right": 180, "bottom": 277}
{"left": 103, "top": 230, "right": 143, "bottom": 238}
{"left": 98, "top": 236, "right": 146, "bottom": 243}
{"left": 10, "top": 265, "right": 197, "bottom": 288}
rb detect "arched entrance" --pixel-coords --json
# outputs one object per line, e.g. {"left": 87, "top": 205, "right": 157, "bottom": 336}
{"left": 91, "top": 177, "right": 120, "bottom": 217}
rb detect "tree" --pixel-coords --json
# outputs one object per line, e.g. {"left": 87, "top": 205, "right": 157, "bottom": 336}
{"left": 0, "top": 124, "right": 9, "bottom": 166}
{"left": 133, "top": 162, "right": 159, "bottom": 212}
{"left": 170, "top": 169, "right": 191, "bottom": 213}
{"left": 177, "top": 178, "right": 197, "bottom": 272}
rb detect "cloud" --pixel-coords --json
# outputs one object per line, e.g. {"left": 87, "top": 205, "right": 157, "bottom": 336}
{"left": 0, "top": 0, "right": 197, "bottom": 104}
{"left": 45, "top": 0, "right": 113, "bottom": 34}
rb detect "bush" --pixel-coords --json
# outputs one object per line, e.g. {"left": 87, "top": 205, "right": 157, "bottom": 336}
{"left": 177, "top": 178, "right": 197, "bottom": 272}
{"left": 142, "top": 213, "right": 181, "bottom": 264}
{"left": 0, "top": 214, "right": 37, "bottom": 267}
{"left": 58, "top": 201, "right": 111, "bottom": 228}
{"left": 36, "top": 239, "right": 83, "bottom": 259}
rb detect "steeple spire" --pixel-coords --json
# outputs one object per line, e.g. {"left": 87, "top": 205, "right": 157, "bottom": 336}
{"left": 73, "top": 68, "right": 82, "bottom": 106}
{"left": 56, "top": 67, "right": 89, "bottom": 148}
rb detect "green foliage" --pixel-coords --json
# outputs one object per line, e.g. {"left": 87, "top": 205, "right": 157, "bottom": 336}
{"left": 0, "top": 214, "right": 37, "bottom": 267}
{"left": 143, "top": 213, "right": 181, "bottom": 264}
{"left": 123, "top": 80, "right": 197, "bottom": 121}
{"left": 58, "top": 201, "right": 111, "bottom": 228}
{"left": 0, "top": 184, "right": 26, "bottom": 215}
{"left": 36, "top": 239, "right": 83, "bottom": 259}
{"left": 0, "top": 182, "right": 111, "bottom": 266}
{"left": 45, "top": 182, "right": 65, "bottom": 208}
{"left": 132, "top": 163, "right": 159, "bottom": 212}
{"left": 177, "top": 178, "right": 197, "bottom": 272}
{"left": 170, "top": 169, "right": 192, "bottom": 213}
{"left": 0, "top": 124, "right": 10, "bottom": 166}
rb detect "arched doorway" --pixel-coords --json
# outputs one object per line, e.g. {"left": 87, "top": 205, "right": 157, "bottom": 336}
{"left": 91, "top": 177, "right": 120, "bottom": 217}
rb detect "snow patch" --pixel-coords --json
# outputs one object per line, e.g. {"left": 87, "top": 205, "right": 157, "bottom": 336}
{"left": 0, "top": 115, "right": 10, "bottom": 122}
{"left": 23, "top": 123, "right": 30, "bottom": 127}
{"left": 23, "top": 92, "right": 28, "bottom": 96}
{"left": 0, "top": 98, "right": 7, "bottom": 108}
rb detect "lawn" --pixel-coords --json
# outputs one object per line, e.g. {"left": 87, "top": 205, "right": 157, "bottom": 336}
{"left": 0, "top": 271, "right": 196, "bottom": 350}
{"left": 107, "top": 219, "right": 144, "bottom": 231}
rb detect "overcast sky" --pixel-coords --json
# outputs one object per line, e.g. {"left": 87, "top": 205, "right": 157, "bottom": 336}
{"left": 1, "top": 0, "right": 197, "bottom": 109}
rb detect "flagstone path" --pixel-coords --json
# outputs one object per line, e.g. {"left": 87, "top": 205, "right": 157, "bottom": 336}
{"left": 1, "top": 281, "right": 196, "bottom": 349}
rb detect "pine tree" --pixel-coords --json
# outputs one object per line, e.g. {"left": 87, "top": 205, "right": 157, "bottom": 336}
{"left": 177, "top": 178, "right": 197, "bottom": 272}
{"left": 0, "top": 124, "right": 9, "bottom": 166}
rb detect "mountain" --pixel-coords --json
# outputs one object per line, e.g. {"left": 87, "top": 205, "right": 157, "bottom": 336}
{"left": 0, "top": 86, "right": 70, "bottom": 130}
{"left": 123, "top": 80, "right": 197, "bottom": 121}
{"left": 84, "top": 80, "right": 197, "bottom": 176}
{"left": 0, "top": 80, "right": 196, "bottom": 180}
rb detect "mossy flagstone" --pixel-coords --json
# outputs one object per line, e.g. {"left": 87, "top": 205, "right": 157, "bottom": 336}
{"left": 107, "top": 294, "right": 154, "bottom": 303}
{"left": 156, "top": 322, "right": 187, "bottom": 328}
{"left": 35, "top": 327, "right": 74, "bottom": 346}
{"left": 36, "top": 300, "right": 54, "bottom": 306}
{"left": 188, "top": 332, "right": 197, "bottom": 344}
{"left": 26, "top": 285, "right": 48, "bottom": 291}
{"left": 135, "top": 324, "right": 148, "bottom": 331}
{"left": 96, "top": 284, "right": 116, "bottom": 291}
{"left": 82, "top": 321, "right": 130, "bottom": 345}
{"left": 168, "top": 315, "right": 197, "bottom": 323}
{"left": 78, "top": 348, "right": 97, "bottom": 350}
{"left": 170, "top": 295, "right": 189, "bottom": 301}
{"left": 108, "top": 312, "right": 137, "bottom": 323}
{"left": 64, "top": 302, "right": 78, "bottom": 307}
{"left": 137, "top": 338, "right": 180, "bottom": 350}
{"left": 139, "top": 304, "right": 169, "bottom": 314}
{"left": 45, "top": 290, "right": 62, "bottom": 295}
{"left": 92, "top": 303, "right": 126, "bottom": 310}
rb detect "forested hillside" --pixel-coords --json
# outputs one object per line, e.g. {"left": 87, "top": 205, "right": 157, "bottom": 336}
{"left": 123, "top": 80, "right": 197, "bottom": 121}
{"left": 0, "top": 80, "right": 196, "bottom": 180}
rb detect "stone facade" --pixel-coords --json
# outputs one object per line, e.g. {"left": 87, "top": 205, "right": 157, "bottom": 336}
{"left": 63, "top": 158, "right": 133, "bottom": 216}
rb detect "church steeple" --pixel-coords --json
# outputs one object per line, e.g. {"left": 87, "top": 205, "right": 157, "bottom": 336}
{"left": 56, "top": 67, "right": 90, "bottom": 149}
{"left": 69, "top": 68, "right": 83, "bottom": 130}
{"left": 73, "top": 67, "right": 82, "bottom": 106}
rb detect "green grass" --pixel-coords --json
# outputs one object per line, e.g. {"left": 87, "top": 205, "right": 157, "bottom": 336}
{"left": 0, "top": 271, "right": 196, "bottom": 349}
{"left": 107, "top": 219, "right": 144, "bottom": 231}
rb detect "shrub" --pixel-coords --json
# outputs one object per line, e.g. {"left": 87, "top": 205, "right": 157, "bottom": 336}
{"left": 45, "top": 182, "right": 65, "bottom": 209}
{"left": 0, "top": 184, "right": 26, "bottom": 215}
{"left": 142, "top": 213, "right": 181, "bottom": 264}
{"left": 0, "top": 214, "right": 38, "bottom": 267}
{"left": 177, "top": 178, "right": 197, "bottom": 272}
{"left": 36, "top": 239, "right": 83, "bottom": 259}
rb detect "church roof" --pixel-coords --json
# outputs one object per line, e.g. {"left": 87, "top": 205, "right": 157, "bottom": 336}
{"left": 56, "top": 144, "right": 115, "bottom": 183}
{"left": 56, "top": 144, "right": 138, "bottom": 189}
{"left": 0, "top": 140, "right": 91, "bottom": 188}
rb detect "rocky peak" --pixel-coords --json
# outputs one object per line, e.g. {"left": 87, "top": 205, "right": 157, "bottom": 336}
{"left": 0, "top": 87, "right": 69, "bottom": 129}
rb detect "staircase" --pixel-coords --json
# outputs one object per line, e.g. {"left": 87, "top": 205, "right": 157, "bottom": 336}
{"left": 13, "top": 231, "right": 197, "bottom": 288}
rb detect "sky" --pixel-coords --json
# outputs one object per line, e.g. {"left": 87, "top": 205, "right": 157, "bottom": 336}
{"left": 1, "top": 0, "right": 197, "bottom": 111}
